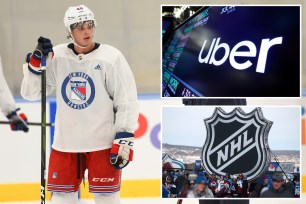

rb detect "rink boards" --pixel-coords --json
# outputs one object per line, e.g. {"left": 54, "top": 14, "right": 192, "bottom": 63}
{"left": 0, "top": 96, "right": 175, "bottom": 201}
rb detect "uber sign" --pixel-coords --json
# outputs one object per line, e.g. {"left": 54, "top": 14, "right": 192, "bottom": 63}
{"left": 198, "top": 37, "right": 283, "bottom": 73}
{"left": 162, "top": 6, "right": 300, "bottom": 97}
{"left": 202, "top": 107, "right": 272, "bottom": 181}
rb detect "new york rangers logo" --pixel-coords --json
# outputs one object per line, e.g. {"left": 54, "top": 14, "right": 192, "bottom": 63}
{"left": 61, "top": 72, "right": 95, "bottom": 110}
{"left": 202, "top": 107, "right": 272, "bottom": 181}
{"left": 70, "top": 81, "right": 87, "bottom": 101}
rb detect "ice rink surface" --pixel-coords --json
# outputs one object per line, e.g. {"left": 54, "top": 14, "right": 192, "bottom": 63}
{"left": 0, "top": 198, "right": 305, "bottom": 204}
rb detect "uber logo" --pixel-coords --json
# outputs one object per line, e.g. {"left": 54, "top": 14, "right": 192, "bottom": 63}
{"left": 198, "top": 37, "right": 283, "bottom": 73}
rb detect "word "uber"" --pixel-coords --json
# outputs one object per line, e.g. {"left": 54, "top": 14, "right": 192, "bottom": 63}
{"left": 198, "top": 37, "right": 283, "bottom": 73}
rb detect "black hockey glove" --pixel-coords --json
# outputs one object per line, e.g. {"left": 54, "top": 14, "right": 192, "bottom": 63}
{"left": 26, "top": 36, "right": 53, "bottom": 75}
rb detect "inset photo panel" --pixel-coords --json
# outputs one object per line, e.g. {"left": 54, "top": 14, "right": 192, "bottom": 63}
{"left": 161, "top": 106, "right": 301, "bottom": 199}
{"left": 161, "top": 5, "right": 301, "bottom": 98}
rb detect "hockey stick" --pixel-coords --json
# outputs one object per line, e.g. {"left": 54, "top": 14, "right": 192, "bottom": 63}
{"left": 40, "top": 55, "right": 47, "bottom": 204}
{"left": 0, "top": 121, "right": 54, "bottom": 127}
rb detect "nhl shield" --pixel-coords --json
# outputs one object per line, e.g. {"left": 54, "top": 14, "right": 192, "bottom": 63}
{"left": 202, "top": 107, "right": 272, "bottom": 181}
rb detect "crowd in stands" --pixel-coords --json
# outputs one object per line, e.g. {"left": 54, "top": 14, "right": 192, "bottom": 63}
{"left": 162, "top": 169, "right": 300, "bottom": 198}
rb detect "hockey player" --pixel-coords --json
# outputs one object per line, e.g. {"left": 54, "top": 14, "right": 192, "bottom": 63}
{"left": 21, "top": 5, "right": 138, "bottom": 204}
{"left": 0, "top": 55, "right": 28, "bottom": 132}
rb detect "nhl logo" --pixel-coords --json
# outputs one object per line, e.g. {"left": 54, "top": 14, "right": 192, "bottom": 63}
{"left": 202, "top": 107, "right": 272, "bottom": 181}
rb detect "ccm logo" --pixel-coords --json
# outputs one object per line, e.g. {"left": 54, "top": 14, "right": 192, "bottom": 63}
{"left": 92, "top": 178, "right": 115, "bottom": 182}
{"left": 198, "top": 37, "right": 283, "bottom": 73}
{"left": 119, "top": 140, "right": 134, "bottom": 146}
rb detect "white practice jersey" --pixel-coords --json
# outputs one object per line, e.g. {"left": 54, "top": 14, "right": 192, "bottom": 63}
{"left": 0, "top": 55, "right": 17, "bottom": 115}
{"left": 21, "top": 43, "right": 139, "bottom": 152}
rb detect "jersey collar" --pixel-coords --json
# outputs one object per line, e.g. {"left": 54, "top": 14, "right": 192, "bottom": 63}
{"left": 67, "top": 43, "right": 100, "bottom": 55}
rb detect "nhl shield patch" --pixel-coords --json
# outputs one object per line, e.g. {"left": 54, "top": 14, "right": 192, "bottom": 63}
{"left": 202, "top": 107, "right": 272, "bottom": 181}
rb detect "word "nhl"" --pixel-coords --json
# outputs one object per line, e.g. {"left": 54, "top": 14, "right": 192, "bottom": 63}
{"left": 217, "top": 130, "right": 253, "bottom": 167}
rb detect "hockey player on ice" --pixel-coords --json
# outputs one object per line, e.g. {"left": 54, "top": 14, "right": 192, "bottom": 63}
{"left": 21, "top": 5, "right": 139, "bottom": 204}
{"left": 0, "top": 56, "right": 28, "bottom": 132}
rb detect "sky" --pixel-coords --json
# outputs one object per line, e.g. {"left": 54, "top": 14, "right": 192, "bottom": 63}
{"left": 162, "top": 106, "right": 300, "bottom": 150}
